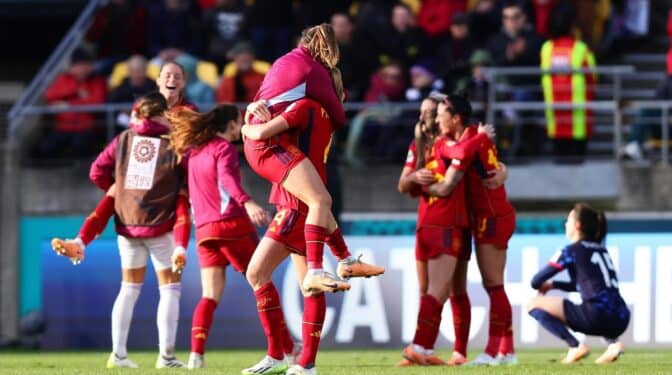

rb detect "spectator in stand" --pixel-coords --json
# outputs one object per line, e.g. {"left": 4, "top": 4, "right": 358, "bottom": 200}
{"left": 364, "top": 61, "right": 407, "bottom": 103}
{"left": 405, "top": 64, "right": 444, "bottom": 102}
{"left": 541, "top": 2, "right": 596, "bottom": 163}
{"left": 147, "top": 0, "right": 203, "bottom": 57}
{"left": 108, "top": 55, "right": 157, "bottom": 104}
{"left": 242, "top": 0, "right": 293, "bottom": 62}
{"left": 436, "top": 12, "right": 475, "bottom": 91}
{"left": 487, "top": 0, "right": 544, "bottom": 157}
{"left": 175, "top": 53, "right": 215, "bottom": 107}
{"left": 487, "top": 0, "right": 544, "bottom": 86}
{"left": 202, "top": 0, "right": 245, "bottom": 69}
{"left": 469, "top": 0, "right": 501, "bottom": 48}
{"left": 216, "top": 41, "right": 268, "bottom": 103}
{"left": 40, "top": 48, "right": 107, "bottom": 158}
{"left": 417, "top": 0, "right": 467, "bottom": 39}
{"left": 108, "top": 55, "right": 157, "bottom": 130}
{"left": 331, "top": 12, "right": 366, "bottom": 101}
{"left": 378, "top": 3, "right": 430, "bottom": 69}
{"left": 455, "top": 49, "right": 492, "bottom": 122}
{"left": 621, "top": 8, "right": 672, "bottom": 161}
{"left": 86, "top": 0, "right": 148, "bottom": 75}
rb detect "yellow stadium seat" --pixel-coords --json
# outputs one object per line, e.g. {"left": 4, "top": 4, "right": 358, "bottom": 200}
{"left": 221, "top": 60, "right": 271, "bottom": 78}
{"left": 109, "top": 58, "right": 219, "bottom": 90}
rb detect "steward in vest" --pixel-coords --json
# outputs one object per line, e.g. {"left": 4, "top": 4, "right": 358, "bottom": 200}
{"left": 540, "top": 4, "right": 596, "bottom": 161}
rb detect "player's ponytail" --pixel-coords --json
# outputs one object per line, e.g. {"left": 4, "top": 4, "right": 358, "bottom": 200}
{"left": 301, "top": 23, "right": 340, "bottom": 70}
{"left": 135, "top": 92, "right": 168, "bottom": 120}
{"left": 330, "top": 67, "right": 345, "bottom": 103}
{"left": 574, "top": 203, "right": 608, "bottom": 244}
{"left": 168, "top": 104, "right": 240, "bottom": 159}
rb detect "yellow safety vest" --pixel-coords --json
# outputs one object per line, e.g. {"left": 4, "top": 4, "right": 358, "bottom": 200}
{"left": 540, "top": 39, "right": 596, "bottom": 140}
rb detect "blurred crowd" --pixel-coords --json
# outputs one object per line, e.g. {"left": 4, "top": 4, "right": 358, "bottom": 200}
{"left": 38, "top": 0, "right": 659, "bottom": 161}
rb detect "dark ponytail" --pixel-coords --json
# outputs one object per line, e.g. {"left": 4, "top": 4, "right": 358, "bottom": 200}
{"left": 573, "top": 203, "right": 608, "bottom": 244}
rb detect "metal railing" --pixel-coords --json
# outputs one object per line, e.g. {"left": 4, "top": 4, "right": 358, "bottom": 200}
{"left": 6, "top": 0, "right": 108, "bottom": 141}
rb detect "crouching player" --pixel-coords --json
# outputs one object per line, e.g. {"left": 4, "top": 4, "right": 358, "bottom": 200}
{"left": 528, "top": 203, "right": 630, "bottom": 364}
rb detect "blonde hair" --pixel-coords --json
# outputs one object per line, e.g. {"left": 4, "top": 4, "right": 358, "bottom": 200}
{"left": 301, "top": 23, "right": 340, "bottom": 69}
{"left": 168, "top": 104, "right": 240, "bottom": 159}
{"left": 330, "top": 67, "right": 345, "bottom": 102}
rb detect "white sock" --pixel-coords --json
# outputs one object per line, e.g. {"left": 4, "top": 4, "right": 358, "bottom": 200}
{"left": 111, "top": 282, "right": 142, "bottom": 358}
{"left": 308, "top": 268, "right": 323, "bottom": 275}
{"left": 157, "top": 283, "right": 181, "bottom": 358}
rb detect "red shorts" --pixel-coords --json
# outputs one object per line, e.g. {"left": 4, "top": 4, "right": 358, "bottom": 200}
{"left": 264, "top": 206, "right": 307, "bottom": 256}
{"left": 244, "top": 139, "right": 306, "bottom": 184}
{"left": 196, "top": 217, "right": 259, "bottom": 272}
{"left": 472, "top": 211, "right": 516, "bottom": 249}
{"left": 415, "top": 226, "right": 472, "bottom": 261}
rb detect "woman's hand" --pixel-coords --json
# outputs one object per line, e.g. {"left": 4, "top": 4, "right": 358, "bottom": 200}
{"left": 244, "top": 200, "right": 272, "bottom": 227}
{"left": 241, "top": 124, "right": 258, "bottom": 141}
{"left": 538, "top": 281, "right": 553, "bottom": 295}
{"left": 413, "top": 168, "right": 435, "bottom": 185}
{"left": 484, "top": 162, "right": 507, "bottom": 189}
{"left": 245, "top": 100, "right": 271, "bottom": 123}
{"left": 477, "top": 122, "right": 496, "bottom": 140}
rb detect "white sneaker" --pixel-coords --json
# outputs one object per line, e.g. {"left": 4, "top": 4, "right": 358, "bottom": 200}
{"left": 562, "top": 344, "right": 590, "bottom": 364}
{"left": 622, "top": 141, "right": 644, "bottom": 161}
{"left": 106, "top": 352, "right": 138, "bottom": 368}
{"left": 188, "top": 352, "right": 205, "bottom": 369}
{"left": 286, "top": 364, "right": 317, "bottom": 375}
{"left": 495, "top": 353, "right": 518, "bottom": 365}
{"left": 241, "top": 355, "right": 288, "bottom": 375}
{"left": 286, "top": 342, "right": 303, "bottom": 366}
{"left": 468, "top": 352, "right": 499, "bottom": 366}
{"left": 595, "top": 342, "right": 624, "bottom": 364}
{"left": 156, "top": 355, "right": 186, "bottom": 368}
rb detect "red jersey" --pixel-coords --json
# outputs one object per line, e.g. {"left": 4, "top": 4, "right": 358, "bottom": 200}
{"left": 439, "top": 125, "right": 514, "bottom": 217}
{"left": 405, "top": 139, "right": 469, "bottom": 229}
{"left": 268, "top": 99, "right": 334, "bottom": 211}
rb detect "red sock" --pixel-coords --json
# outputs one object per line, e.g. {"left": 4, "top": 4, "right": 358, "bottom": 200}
{"left": 298, "top": 293, "right": 326, "bottom": 367}
{"left": 305, "top": 224, "right": 327, "bottom": 269}
{"left": 279, "top": 314, "right": 295, "bottom": 355}
{"left": 78, "top": 195, "right": 115, "bottom": 245}
{"left": 191, "top": 298, "right": 217, "bottom": 355}
{"left": 495, "top": 286, "right": 514, "bottom": 355}
{"left": 254, "top": 282, "right": 285, "bottom": 360}
{"left": 412, "top": 294, "right": 443, "bottom": 350}
{"left": 173, "top": 194, "right": 191, "bottom": 248}
{"left": 450, "top": 293, "right": 471, "bottom": 357}
{"left": 325, "top": 228, "right": 351, "bottom": 260}
{"left": 484, "top": 285, "right": 510, "bottom": 356}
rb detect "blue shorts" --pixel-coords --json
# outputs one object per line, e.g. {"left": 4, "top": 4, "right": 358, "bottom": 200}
{"left": 563, "top": 299, "right": 630, "bottom": 339}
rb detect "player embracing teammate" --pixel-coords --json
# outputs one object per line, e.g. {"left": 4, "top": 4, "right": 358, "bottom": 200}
{"left": 398, "top": 91, "right": 516, "bottom": 366}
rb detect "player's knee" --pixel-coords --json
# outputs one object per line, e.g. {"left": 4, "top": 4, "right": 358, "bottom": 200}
{"left": 526, "top": 298, "right": 539, "bottom": 312}
{"left": 306, "top": 191, "right": 332, "bottom": 209}
{"left": 246, "top": 268, "right": 269, "bottom": 290}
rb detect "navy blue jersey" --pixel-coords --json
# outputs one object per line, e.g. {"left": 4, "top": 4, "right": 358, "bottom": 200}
{"left": 532, "top": 241, "right": 627, "bottom": 316}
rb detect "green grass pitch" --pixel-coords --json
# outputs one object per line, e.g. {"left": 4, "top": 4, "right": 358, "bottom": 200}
{"left": 0, "top": 348, "right": 670, "bottom": 375}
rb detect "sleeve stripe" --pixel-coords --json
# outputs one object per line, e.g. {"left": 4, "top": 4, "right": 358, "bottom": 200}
{"left": 548, "top": 261, "right": 564, "bottom": 270}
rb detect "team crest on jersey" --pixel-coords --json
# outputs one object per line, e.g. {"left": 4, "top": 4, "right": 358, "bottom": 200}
{"left": 133, "top": 139, "right": 157, "bottom": 163}
{"left": 125, "top": 136, "right": 161, "bottom": 190}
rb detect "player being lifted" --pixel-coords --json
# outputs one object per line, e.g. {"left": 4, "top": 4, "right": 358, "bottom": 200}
{"left": 244, "top": 23, "right": 384, "bottom": 295}
{"left": 528, "top": 203, "right": 630, "bottom": 364}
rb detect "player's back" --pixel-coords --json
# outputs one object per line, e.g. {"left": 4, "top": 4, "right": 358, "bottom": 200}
{"left": 568, "top": 241, "right": 626, "bottom": 312}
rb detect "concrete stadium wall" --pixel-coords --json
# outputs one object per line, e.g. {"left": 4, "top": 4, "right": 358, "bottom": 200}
{"left": 18, "top": 160, "right": 671, "bottom": 213}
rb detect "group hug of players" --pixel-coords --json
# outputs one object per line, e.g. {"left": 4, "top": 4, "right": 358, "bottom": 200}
{"left": 50, "top": 23, "right": 631, "bottom": 374}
